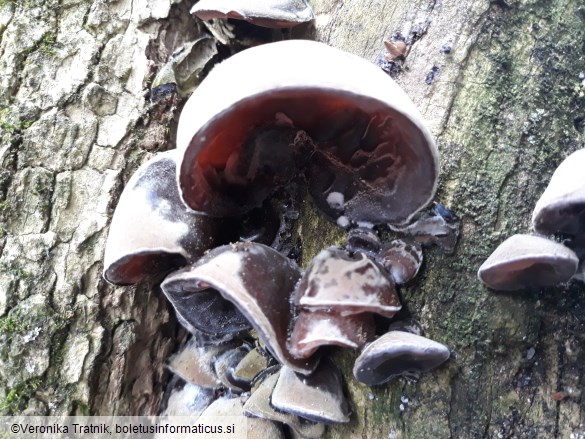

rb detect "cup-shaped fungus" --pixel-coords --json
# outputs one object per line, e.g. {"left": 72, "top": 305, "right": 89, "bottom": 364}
{"left": 477, "top": 234, "right": 579, "bottom": 291}
{"left": 160, "top": 280, "right": 251, "bottom": 338}
{"left": 103, "top": 150, "right": 219, "bottom": 285}
{"left": 294, "top": 247, "right": 401, "bottom": 315}
{"left": 288, "top": 246, "right": 399, "bottom": 357}
{"left": 191, "top": 0, "right": 314, "bottom": 28}
{"left": 376, "top": 239, "right": 423, "bottom": 285}
{"left": 532, "top": 148, "right": 585, "bottom": 235}
{"left": 353, "top": 331, "right": 450, "bottom": 386}
{"left": 346, "top": 227, "right": 382, "bottom": 255}
{"left": 243, "top": 371, "right": 326, "bottom": 439}
{"left": 176, "top": 40, "right": 439, "bottom": 225}
{"left": 161, "top": 242, "right": 317, "bottom": 374}
{"left": 271, "top": 358, "right": 350, "bottom": 424}
{"left": 288, "top": 310, "right": 375, "bottom": 358}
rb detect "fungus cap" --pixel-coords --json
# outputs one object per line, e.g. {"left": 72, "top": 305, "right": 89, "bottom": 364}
{"left": 103, "top": 150, "right": 218, "bottom": 285}
{"left": 161, "top": 242, "right": 317, "bottom": 374}
{"left": 532, "top": 148, "right": 585, "bottom": 235}
{"left": 271, "top": 358, "right": 350, "bottom": 424}
{"left": 243, "top": 371, "right": 326, "bottom": 439}
{"left": 191, "top": 0, "right": 314, "bottom": 28}
{"left": 353, "top": 331, "right": 450, "bottom": 386}
{"left": 376, "top": 239, "right": 423, "bottom": 285}
{"left": 288, "top": 309, "right": 375, "bottom": 358}
{"left": 176, "top": 40, "right": 439, "bottom": 224}
{"left": 295, "top": 247, "right": 401, "bottom": 317}
{"left": 477, "top": 234, "right": 579, "bottom": 291}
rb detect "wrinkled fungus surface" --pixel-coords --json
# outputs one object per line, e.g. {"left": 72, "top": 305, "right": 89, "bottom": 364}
{"left": 176, "top": 40, "right": 438, "bottom": 224}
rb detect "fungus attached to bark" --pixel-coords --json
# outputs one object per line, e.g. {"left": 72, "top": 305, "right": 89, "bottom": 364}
{"left": 271, "top": 358, "right": 350, "bottom": 424}
{"left": 353, "top": 331, "right": 450, "bottom": 386}
{"left": 532, "top": 148, "right": 585, "bottom": 235}
{"left": 161, "top": 242, "right": 317, "bottom": 374}
{"left": 232, "top": 347, "right": 272, "bottom": 387}
{"left": 176, "top": 40, "right": 439, "bottom": 224}
{"left": 103, "top": 150, "right": 218, "bottom": 285}
{"left": 198, "top": 397, "right": 285, "bottom": 439}
{"left": 191, "top": 0, "right": 314, "bottom": 28}
{"left": 346, "top": 227, "right": 382, "bottom": 255}
{"left": 376, "top": 239, "right": 423, "bottom": 285}
{"left": 288, "top": 309, "right": 375, "bottom": 358}
{"left": 160, "top": 280, "right": 251, "bottom": 338}
{"left": 477, "top": 234, "right": 579, "bottom": 291}
{"left": 243, "top": 371, "right": 326, "bottom": 439}
{"left": 166, "top": 338, "right": 221, "bottom": 388}
{"left": 295, "top": 246, "right": 401, "bottom": 317}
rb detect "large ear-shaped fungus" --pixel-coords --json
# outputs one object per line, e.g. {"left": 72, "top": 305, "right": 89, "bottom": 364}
{"left": 103, "top": 150, "right": 218, "bottom": 285}
{"left": 477, "top": 234, "right": 579, "bottom": 291}
{"left": 161, "top": 242, "right": 317, "bottom": 374}
{"left": 288, "top": 310, "right": 375, "bottom": 359}
{"left": 176, "top": 40, "right": 439, "bottom": 224}
{"left": 191, "top": 0, "right": 314, "bottom": 28}
{"left": 532, "top": 148, "right": 585, "bottom": 235}
{"left": 353, "top": 331, "right": 450, "bottom": 385}
{"left": 295, "top": 247, "right": 401, "bottom": 317}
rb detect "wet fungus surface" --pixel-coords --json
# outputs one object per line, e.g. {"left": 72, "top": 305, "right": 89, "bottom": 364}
{"left": 175, "top": 40, "right": 439, "bottom": 224}
{"left": 103, "top": 39, "right": 453, "bottom": 435}
{"left": 479, "top": 148, "right": 585, "bottom": 291}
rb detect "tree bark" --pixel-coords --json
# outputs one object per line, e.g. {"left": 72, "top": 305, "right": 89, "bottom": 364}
{"left": 1, "top": 0, "right": 584, "bottom": 437}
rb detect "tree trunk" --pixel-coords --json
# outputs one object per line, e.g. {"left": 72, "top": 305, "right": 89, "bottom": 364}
{"left": 1, "top": 0, "right": 584, "bottom": 437}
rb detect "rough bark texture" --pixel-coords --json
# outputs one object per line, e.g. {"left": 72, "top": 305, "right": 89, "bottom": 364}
{"left": 1, "top": 0, "right": 584, "bottom": 438}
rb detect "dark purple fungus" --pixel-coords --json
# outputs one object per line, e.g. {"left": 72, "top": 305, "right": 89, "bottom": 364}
{"left": 294, "top": 247, "right": 401, "bottom": 317}
{"left": 103, "top": 150, "right": 219, "bottom": 285}
{"left": 160, "top": 281, "right": 251, "bottom": 338}
{"left": 353, "top": 331, "right": 450, "bottom": 386}
{"left": 477, "top": 234, "right": 579, "bottom": 291}
{"left": 288, "top": 309, "right": 375, "bottom": 358}
{"left": 226, "top": 201, "right": 281, "bottom": 246}
{"left": 532, "top": 148, "right": 585, "bottom": 235}
{"left": 213, "top": 345, "right": 251, "bottom": 392}
{"left": 346, "top": 227, "right": 382, "bottom": 255}
{"left": 176, "top": 40, "right": 439, "bottom": 224}
{"left": 161, "top": 242, "right": 317, "bottom": 374}
{"left": 271, "top": 357, "right": 350, "bottom": 424}
{"left": 191, "top": 0, "right": 314, "bottom": 28}
{"left": 566, "top": 236, "right": 585, "bottom": 282}
{"left": 242, "top": 370, "right": 326, "bottom": 439}
{"left": 389, "top": 208, "right": 459, "bottom": 254}
{"left": 376, "top": 239, "right": 423, "bottom": 285}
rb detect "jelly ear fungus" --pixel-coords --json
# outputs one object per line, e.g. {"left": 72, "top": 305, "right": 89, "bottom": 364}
{"left": 191, "top": 0, "right": 314, "bottom": 28}
{"left": 161, "top": 242, "right": 317, "bottom": 374}
{"left": 103, "top": 150, "right": 219, "bottom": 285}
{"left": 175, "top": 40, "right": 439, "bottom": 225}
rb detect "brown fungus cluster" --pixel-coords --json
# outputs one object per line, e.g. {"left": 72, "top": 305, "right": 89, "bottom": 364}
{"left": 478, "top": 148, "right": 585, "bottom": 290}
{"left": 104, "top": 39, "right": 454, "bottom": 436}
